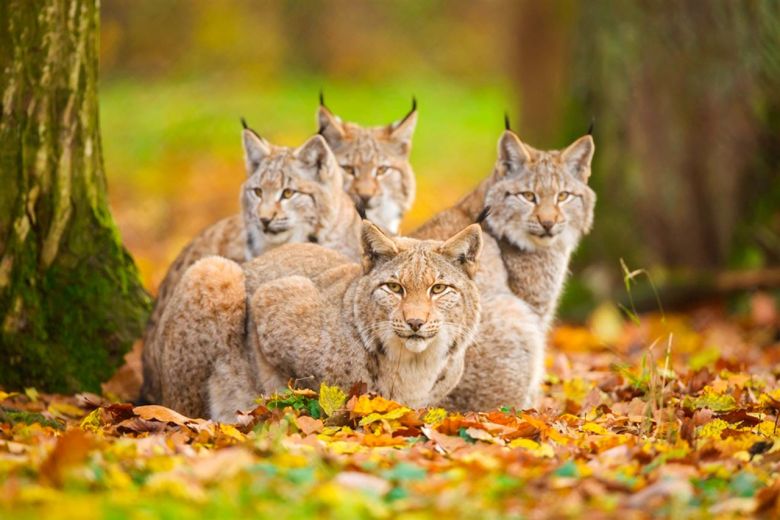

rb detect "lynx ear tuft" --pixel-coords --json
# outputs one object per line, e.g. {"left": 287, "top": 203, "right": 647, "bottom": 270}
{"left": 475, "top": 206, "right": 491, "bottom": 224}
{"left": 317, "top": 103, "right": 345, "bottom": 143}
{"left": 439, "top": 224, "right": 483, "bottom": 279}
{"left": 361, "top": 221, "right": 399, "bottom": 272}
{"left": 562, "top": 134, "right": 595, "bottom": 182}
{"left": 388, "top": 98, "right": 418, "bottom": 154}
{"left": 504, "top": 112, "right": 511, "bottom": 131}
{"left": 497, "top": 130, "right": 531, "bottom": 176}
{"left": 295, "top": 134, "right": 336, "bottom": 182}
{"left": 242, "top": 126, "right": 270, "bottom": 174}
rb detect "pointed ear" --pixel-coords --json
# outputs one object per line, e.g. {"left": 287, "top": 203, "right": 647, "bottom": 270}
{"left": 242, "top": 128, "right": 271, "bottom": 174}
{"left": 317, "top": 105, "right": 345, "bottom": 145}
{"left": 361, "top": 220, "right": 399, "bottom": 272}
{"left": 438, "top": 224, "right": 483, "bottom": 279}
{"left": 295, "top": 134, "right": 337, "bottom": 183}
{"left": 497, "top": 130, "right": 531, "bottom": 176}
{"left": 561, "top": 135, "right": 595, "bottom": 182}
{"left": 388, "top": 99, "right": 418, "bottom": 154}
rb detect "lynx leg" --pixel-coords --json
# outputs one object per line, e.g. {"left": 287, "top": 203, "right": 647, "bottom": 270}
{"left": 247, "top": 276, "right": 325, "bottom": 395}
{"left": 439, "top": 294, "right": 546, "bottom": 411}
{"left": 159, "top": 256, "right": 252, "bottom": 419}
{"left": 207, "top": 357, "right": 257, "bottom": 423}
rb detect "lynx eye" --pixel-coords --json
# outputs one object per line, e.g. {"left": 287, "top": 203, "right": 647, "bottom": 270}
{"left": 430, "top": 284, "right": 447, "bottom": 295}
{"left": 253, "top": 187, "right": 263, "bottom": 198}
{"left": 376, "top": 165, "right": 391, "bottom": 176}
{"left": 557, "top": 191, "right": 571, "bottom": 203}
{"left": 281, "top": 188, "right": 294, "bottom": 199}
{"left": 520, "top": 192, "right": 536, "bottom": 203}
{"left": 341, "top": 165, "right": 355, "bottom": 175}
{"left": 385, "top": 282, "right": 403, "bottom": 294}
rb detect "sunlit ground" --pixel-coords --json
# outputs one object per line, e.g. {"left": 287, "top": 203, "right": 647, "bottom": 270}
{"left": 101, "top": 76, "right": 514, "bottom": 292}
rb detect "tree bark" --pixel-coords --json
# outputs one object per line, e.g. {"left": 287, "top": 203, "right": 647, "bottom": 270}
{"left": 0, "top": 0, "right": 150, "bottom": 392}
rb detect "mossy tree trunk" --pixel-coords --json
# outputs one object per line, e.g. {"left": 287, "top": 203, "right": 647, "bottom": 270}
{"left": 0, "top": 0, "right": 150, "bottom": 393}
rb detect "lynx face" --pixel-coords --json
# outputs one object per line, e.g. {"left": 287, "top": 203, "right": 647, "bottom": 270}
{"left": 356, "top": 222, "right": 482, "bottom": 355}
{"left": 483, "top": 131, "right": 596, "bottom": 252}
{"left": 318, "top": 101, "right": 417, "bottom": 233}
{"left": 241, "top": 130, "right": 343, "bottom": 255}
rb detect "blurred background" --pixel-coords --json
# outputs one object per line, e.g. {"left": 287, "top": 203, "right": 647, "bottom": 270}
{"left": 99, "top": 0, "right": 780, "bottom": 320}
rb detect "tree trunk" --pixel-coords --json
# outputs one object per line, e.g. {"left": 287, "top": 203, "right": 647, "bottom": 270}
{"left": 0, "top": 0, "right": 150, "bottom": 393}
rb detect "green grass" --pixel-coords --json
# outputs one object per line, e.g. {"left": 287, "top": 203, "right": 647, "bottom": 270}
{"left": 99, "top": 75, "right": 515, "bottom": 226}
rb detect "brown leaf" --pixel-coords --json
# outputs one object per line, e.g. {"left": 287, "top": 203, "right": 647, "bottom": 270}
{"left": 115, "top": 417, "right": 170, "bottom": 435}
{"left": 103, "top": 402, "right": 136, "bottom": 424}
{"left": 133, "top": 405, "right": 196, "bottom": 425}
{"left": 717, "top": 410, "right": 762, "bottom": 427}
{"left": 422, "top": 426, "right": 467, "bottom": 454}
{"left": 295, "top": 416, "right": 323, "bottom": 435}
{"left": 755, "top": 480, "right": 780, "bottom": 515}
{"left": 347, "top": 381, "right": 368, "bottom": 399}
{"left": 39, "top": 429, "right": 93, "bottom": 486}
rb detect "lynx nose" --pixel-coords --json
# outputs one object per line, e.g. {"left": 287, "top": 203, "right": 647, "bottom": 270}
{"left": 539, "top": 219, "right": 554, "bottom": 232}
{"left": 406, "top": 319, "right": 424, "bottom": 332}
{"left": 260, "top": 217, "right": 271, "bottom": 230}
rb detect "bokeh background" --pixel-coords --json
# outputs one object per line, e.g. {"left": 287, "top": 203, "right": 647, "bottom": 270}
{"left": 99, "top": 1, "right": 780, "bottom": 319}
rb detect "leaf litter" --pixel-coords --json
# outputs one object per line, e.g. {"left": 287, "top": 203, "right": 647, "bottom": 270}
{"left": 1, "top": 301, "right": 779, "bottom": 518}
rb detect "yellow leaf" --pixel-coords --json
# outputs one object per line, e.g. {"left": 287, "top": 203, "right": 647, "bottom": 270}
{"left": 696, "top": 418, "right": 729, "bottom": 439}
{"left": 423, "top": 408, "right": 447, "bottom": 425}
{"left": 79, "top": 408, "right": 102, "bottom": 432}
{"left": 319, "top": 384, "right": 346, "bottom": 417}
{"left": 329, "top": 441, "right": 362, "bottom": 454}
{"left": 510, "top": 438, "right": 555, "bottom": 457}
{"left": 689, "top": 387, "right": 737, "bottom": 412}
{"left": 460, "top": 451, "right": 501, "bottom": 470}
{"left": 0, "top": 391, "right": 18, "bottom": 402}
{"left": 105, "top": 464, "right": 133, "bottom": 490}
{"left": 582, "top": 422, "right": 609, "bottom": 435}
{"left": 48, "top": 401, "right": 86, "bottom": 418}
{"left": 588, "top": 301, "right": 624, "bottom": 344}
{"left": 351, "top": 395, "right": 400, "bottom": 415}
{"left": 563, "top": 378, "right": 590, "bottom": 405}
{"left": 24, "top": 387, "right": 39, "bottom": 402}
{"left": 218, "top": 423, "right": 246, "bottom": 442}
{"left": 509, "top": 438, "right": 540, "bottom": 450}
{"left": 359, "top": 407, "right": 412, "bottom": 427}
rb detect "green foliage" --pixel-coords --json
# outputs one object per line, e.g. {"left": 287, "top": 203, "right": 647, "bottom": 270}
{"left": 267, "top": 390, "right": 323, "bottom": 419}
{"left": 0, "top": 407, "right": 63, "bottom": 430}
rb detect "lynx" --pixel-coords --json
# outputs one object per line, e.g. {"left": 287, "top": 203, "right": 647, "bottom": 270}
{"left": 155, "top": 221, "right": 483, "bottom": 421}
{"left": 318, "top": 95, "right": 417, "bottom": 233}
{"left": 414, "top": 126, "right": 596, "bottom": 410}
{"left": 140, "top": 125, "right": 362, "bottom": 404}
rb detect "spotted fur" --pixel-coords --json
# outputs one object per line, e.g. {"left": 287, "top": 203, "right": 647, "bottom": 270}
{"left": 154, "top": 222, "right": 483, "bottom": 420}
{"left": 318, "top": 99, "right": 417, "bottom": 233}
{"left": 140, "top": 129, "right": 362, "bottom": 404}
{"left": 414, "top": 129, "right": 596, "bottom": 410}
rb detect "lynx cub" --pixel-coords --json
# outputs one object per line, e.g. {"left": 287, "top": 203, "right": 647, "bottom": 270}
{"left": 155, "top": 222, "right": 483, "bottom": 421}
{"left": 140, "top": 126, "right": 362, "bottom": 404}
{"left": 318, "top": 96, "right": 417, "bottom": 233}
{"left": 414, "top": 127, "right": 596, "bottom": 410}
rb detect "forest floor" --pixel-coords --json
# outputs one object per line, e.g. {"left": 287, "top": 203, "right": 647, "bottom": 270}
{"left": 1, "top": 298, "right": 779, "bottom": 519}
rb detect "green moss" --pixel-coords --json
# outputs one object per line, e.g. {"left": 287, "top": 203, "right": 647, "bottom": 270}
{"left": 0, "top": 0, "right": 151, "bottom": 393}
{"left": 0, "top": 407, "right": 64, "bottom": 429}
